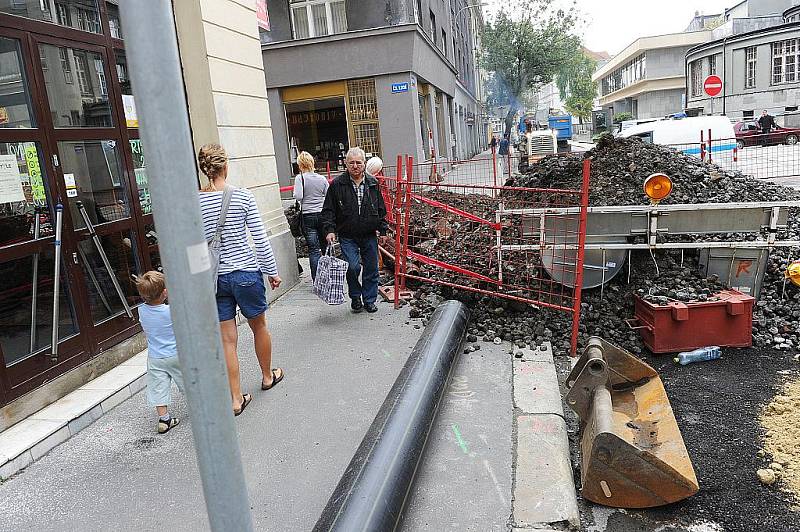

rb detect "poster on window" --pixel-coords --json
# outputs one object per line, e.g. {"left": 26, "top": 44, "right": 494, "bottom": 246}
{"left": 122, "top": 94, "right": 138, "bottom": 127}
{"left": 256, "top": 0, "right": 270, "bottom": 30}
{"left": 0, "top": 154, "right": 25, "bottom": 204}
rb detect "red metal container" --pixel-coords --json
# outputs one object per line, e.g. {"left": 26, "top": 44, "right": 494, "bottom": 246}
{"left": 630, "top": 290, "right": 754, "bottom": 353}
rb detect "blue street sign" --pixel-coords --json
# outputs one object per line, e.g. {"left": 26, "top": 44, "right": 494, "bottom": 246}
{"left": 391, "top": 82, "right": 409, "bottom": 94}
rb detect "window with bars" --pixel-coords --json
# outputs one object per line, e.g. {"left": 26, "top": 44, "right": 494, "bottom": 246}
{"left": 690, "top": 60, "right": 703, "bottom": 97}
{"left": 347, "top": 79, "right": 381, "bottom": 157}
{"left": 290, "top": 0, "right": 347, "bottom": 39}
{"left": 745, "top": 46, "right": 757, "bottom": 88}
{"left": 772, "top": 39, "right": 799, "bottom": 84}
{"left": 708, "top": 54, "right": 716, "bottom": 75}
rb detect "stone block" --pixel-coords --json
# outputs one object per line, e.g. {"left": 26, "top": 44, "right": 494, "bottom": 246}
{"left": 30, "top": 426, "right": 70, "bottom": 461}
{"left": 67, "top": 404, "right": 104, "bottom": 435}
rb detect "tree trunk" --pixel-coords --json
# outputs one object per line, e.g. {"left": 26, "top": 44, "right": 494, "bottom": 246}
{"left": 504, "top": 107, "right": 517, "bottom": 137}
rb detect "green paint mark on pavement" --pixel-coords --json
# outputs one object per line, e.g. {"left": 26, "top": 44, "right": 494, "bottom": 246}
{"left": 452, "top": 423, "right": 469, "bottom": 454}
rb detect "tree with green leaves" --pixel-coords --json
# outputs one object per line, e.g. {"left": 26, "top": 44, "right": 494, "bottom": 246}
{"left": 556, "top": 51, "right": 597, "bottom": 122}
{"left": 482, "top": 0, "right": 582, "bottom": 135}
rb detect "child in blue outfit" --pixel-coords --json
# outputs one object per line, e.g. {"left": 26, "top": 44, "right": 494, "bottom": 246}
{"left": 134, "top": 271, "right": 184, "bottom": 434}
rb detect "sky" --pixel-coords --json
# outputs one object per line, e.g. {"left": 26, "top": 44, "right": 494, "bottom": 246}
{"left": 484, "top": 0, "right": 734, "bottom": 56}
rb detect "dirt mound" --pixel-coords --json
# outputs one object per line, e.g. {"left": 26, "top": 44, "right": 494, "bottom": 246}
{"left": 761, "top": 376, "right": 800, "bottom": 498}
{"left": 513, "top": 134, "right": 800, "bottom": 206}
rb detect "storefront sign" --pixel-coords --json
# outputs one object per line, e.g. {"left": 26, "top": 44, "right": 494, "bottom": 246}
{"left": 122, "top": 94, "right": 138, "bottom": 127}
{"left": 25, "top": 145, "right": 46, "bottom": 204}
{"left": 0, "top": 154, "right": 25, "bottom": 204}
{"left": 256, "top": 0, "right": 270, "bottom": 30}
{"left": 63, "top": 173, "right": 78, "bottom": 198}
{"left": 391, "top": 82, "right": 409, "bottom": 94}
{"left": 287, "top": 108, "right": 345, "bottom": 126}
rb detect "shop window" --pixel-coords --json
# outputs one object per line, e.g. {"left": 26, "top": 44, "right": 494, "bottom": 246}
{"left": 115, "top": 51, "right": 137, "bottom": 128}
{"left": 40, "top": 44, "right": 112, "bottom": 128}
{"left": 0, "top": 251, "right": 78, "bottom": 365}
{"left": 130, "top": 139, "right": 150, "bottom": 214}
{"left": 290, "top": 0, "right": 347, "bottom": 39}
{"left": 78, "top": 230, "right": 141, "bottom": 324}
{"left": 285, "top": 97, "right": 348, "bottom": 172}
{"left": 0, "top": 142, "right": 51, "bottom": 247}
{"left": 58, "top": 140, "right": 129, "bottom": 229}
{"left": 0, "top": 37, "right": 36, "bottom": 129}
{"left": 1, "top": 0, "right": 102, "bottom": 35}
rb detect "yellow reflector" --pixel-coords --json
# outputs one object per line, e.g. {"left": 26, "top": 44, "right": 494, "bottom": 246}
{"left": 644, "top": 173, "right": 673, "bottom": 201}
{"left": 787, "top": 261, "right": 800, "bottom": 287}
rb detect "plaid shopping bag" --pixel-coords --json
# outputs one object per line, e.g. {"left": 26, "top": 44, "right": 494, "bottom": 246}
{"left": 313, "top": 246, "right": 349, "bottom": 305}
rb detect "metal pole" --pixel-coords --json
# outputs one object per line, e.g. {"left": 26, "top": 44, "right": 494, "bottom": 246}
{"left": 30, "top": 208, "right": 41, "bottom": 353}
{"left": 50, "top": 204, "right": 63, "bottom": 362}
{"left": 76, "top": 201, "right": 133, "bottom": 318}
{"left": 118, "top": 3, "right": 254, "bottom": 531}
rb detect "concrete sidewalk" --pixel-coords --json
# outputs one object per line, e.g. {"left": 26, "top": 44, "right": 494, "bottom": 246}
{"left": 0, "top": 268, "right": 527, "bottom": 531}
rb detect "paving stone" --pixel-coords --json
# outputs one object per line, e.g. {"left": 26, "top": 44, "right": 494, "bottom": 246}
{"left": 100, "top": 387, "right": 131, "bottom": 414}
{"left": 513, "top": 413, "right": 579, "bottom": 529}
{"left": 0, "top": 450, "right": 32, "bottom": 481}
{"left": 67, "top": 404, "right": 104, "bottom": 436}
{"left": 513, "top": 360, "right": 563, "bottom": 416}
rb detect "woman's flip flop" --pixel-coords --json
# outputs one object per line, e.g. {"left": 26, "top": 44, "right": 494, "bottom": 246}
{"left": 234, "top": 393, "right": 252, "bottom": 416}
{"left": 261, "top": 368, "right": 285, "bottom": 391}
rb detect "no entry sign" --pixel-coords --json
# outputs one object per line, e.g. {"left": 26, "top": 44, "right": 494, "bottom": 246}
{"left": 703, "top": 75, "right": 723, "bottom": 97}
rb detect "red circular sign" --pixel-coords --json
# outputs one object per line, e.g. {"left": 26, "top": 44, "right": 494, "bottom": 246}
{"left": 703, "top": 75, "right": 723, "bottom": 97}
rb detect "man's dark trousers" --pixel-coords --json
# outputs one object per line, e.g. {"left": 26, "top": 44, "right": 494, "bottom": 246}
{"left": 340, "top": 236, "right": 379, "bottom": 305}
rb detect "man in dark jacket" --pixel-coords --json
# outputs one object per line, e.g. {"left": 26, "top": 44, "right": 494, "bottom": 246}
{"left": 322, "top": 147, "right": 388, "bottom": 313}
{"left": 758, "top": 110, "right": 776, "bottom": 147}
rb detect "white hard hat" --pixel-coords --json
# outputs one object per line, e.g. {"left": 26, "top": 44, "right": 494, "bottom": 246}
{"left": 366, "top": 156, "right": 384, "bottom": 176}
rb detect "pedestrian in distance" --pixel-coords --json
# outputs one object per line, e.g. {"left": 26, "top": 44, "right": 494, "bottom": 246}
{"left": 198, "top": 143, "right": 284, "bottom": 416}
{"left": 490, "top": 135, "right": 497, "bottom": 151}
{"left": 758, "top": 109, "right": 776, "bottom": 147}
{"left": 293, "top": 151, "right": 329, "bottom": 281}
{"left": 322, "top": 147, "right": 389, "bottom": 314}
{"left": 134, "top": 271, "right": 184, "bottom": 434}
{"left": 498, "top": 133, "right": 511, "bottom": 177}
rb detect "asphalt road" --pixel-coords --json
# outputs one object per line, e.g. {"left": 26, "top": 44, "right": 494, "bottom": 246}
{"left": 0, "top": 266, "right": 512, "bottom": 532}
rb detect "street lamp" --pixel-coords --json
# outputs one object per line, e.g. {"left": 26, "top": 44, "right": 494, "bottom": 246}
{"left": 455, "top": 2, "right": 488, "bottom": 22}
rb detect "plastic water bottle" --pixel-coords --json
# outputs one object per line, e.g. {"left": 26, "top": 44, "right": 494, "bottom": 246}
{"left": 673, "top": 346, "right": 721, "bottom": 366}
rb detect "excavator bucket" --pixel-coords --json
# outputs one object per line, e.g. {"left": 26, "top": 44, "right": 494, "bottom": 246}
{"left": 565, "top": 337, "right": 699, "bottom": 508}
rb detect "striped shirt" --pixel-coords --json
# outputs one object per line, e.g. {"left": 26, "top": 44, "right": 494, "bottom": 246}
{"left": 351, "top": 178, "right": 365, "bottom": 215}
{"left": 198, "top": 188, "right": 278, "bottom": 277}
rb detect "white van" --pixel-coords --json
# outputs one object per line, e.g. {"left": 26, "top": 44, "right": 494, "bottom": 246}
{"left": 619, "top": 116, "right": 736, "bottom": 159}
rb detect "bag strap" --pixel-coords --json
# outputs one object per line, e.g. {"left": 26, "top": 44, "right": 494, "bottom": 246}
{"left": 214, "top": 185, "right": 234, "bottom": 242}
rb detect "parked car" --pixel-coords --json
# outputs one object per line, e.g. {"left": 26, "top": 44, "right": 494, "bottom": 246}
{"left": 734, "top": 121, "right": 800, "bottom": 148}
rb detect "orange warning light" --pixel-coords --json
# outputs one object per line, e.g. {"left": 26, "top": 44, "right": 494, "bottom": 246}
{"left": 644, "top": 173, "right": 673, "bottom": 203}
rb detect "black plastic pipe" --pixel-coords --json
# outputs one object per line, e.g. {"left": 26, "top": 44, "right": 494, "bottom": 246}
{"left": 314, "top": 300, "right": 471, "bottom": 532}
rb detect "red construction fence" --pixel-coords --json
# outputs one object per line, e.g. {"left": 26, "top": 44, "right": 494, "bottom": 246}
{"left": 381, "top": 155, "right": 590, "bottom": 355}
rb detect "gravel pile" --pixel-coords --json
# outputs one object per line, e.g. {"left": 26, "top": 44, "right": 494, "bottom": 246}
{"left": 514, "top": 134, "right": 798, "bottom": 205}
{"left": 404, "top": 134, "right": 800, "bottom": 353}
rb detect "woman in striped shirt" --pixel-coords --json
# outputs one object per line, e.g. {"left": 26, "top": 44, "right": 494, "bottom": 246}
{"left": 198, "top": 144, "right": 284, "bottom": 416}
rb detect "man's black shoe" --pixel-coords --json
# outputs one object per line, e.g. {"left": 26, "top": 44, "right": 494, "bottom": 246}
{"left": 351, "top": 298, "right": 363, "bottom": 313}
{"left": 364, "top": 303, "right": 378, "bottom": 313}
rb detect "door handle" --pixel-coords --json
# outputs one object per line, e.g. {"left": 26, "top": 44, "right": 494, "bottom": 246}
{"left": 72, "top": 252, "right": 79, "bottom": 264}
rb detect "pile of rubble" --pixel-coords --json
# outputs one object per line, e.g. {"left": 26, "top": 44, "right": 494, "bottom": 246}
{"left": 404, "top": 135, "right": 800, "bottom": 354}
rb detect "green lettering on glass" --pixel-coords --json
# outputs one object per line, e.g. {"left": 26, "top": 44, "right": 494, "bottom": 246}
{"left": 24, "top": 144, "right": 45, "bottom": 204}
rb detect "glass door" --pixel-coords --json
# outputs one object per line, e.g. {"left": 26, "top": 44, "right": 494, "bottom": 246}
{"left": 0, "top": 30, "right": 85, "bottom": 402}
{"left": 33, "top": 35, "right": 143, "bottom": 353}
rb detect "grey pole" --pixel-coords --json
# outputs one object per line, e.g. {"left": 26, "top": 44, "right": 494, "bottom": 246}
{"left": 30, "top": 208, "right": 41, "bottom": 353}
{"left": 50, "top": 204, "right": 63, "bottom": 362}
{"left": 118, "top": 3, "right": 254, "bottom": 531}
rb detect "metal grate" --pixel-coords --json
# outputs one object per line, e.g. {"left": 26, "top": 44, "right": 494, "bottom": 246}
{"left": 347, "top": 79, "right": 381, "bottom": 156}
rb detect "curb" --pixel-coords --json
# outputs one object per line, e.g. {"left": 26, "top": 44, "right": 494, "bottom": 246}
{"left": 0, "top": 351, "right": 148, "bottom": 481}
{"left": 511, "top": 342, "right": 580, "bottom": 530}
